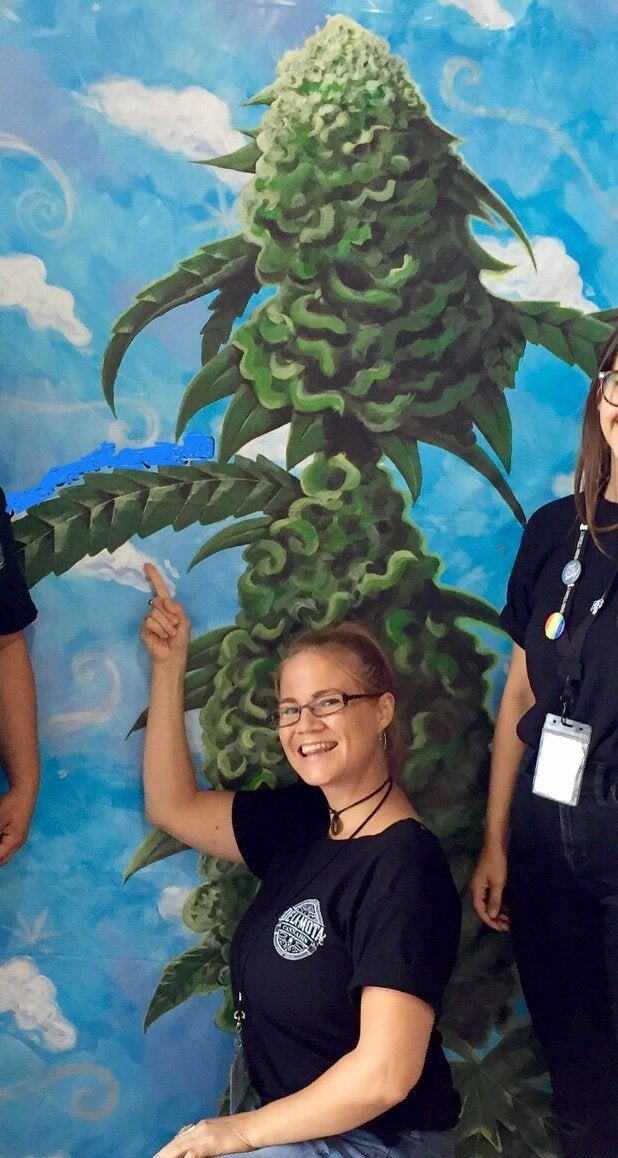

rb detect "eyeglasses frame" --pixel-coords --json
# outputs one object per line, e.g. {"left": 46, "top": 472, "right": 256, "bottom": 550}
{"left": 597, "top": 369, "right": 618, "bottom": 407}
{"left": 269, "top": 690, "right": 384, "bottom": 729}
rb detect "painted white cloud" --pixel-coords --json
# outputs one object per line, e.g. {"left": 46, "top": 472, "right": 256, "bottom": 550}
{"left": 185, "top": 707, "right": 204, "bottom": 758}
{"left": 72, "top": 542, "right": 178, "bottom": 594}
{"left": 480, "top": 235, "right": 598, "bottom": 313}
{"left": 0, "top": 958, "right": 76, "bottom": 1051}
{"left": 238, "top": 423, "right": 312, "bottom": 475}
{"left": 239, "top": 425, "right": 289, "bottom": 466}
{"left": 81, "top": 79, "right": 248, "bottom": 188}
{"left": 0, "top": 1, "right": 24, "bottom": 24}
{"left": 459, "top": 564, "right": 490, "bottom": 592}
{"left": 163, "top": 557, "right": 180, "bottom": 581}
{"left": 0, "top": 255, "right": 91, "bottom": 345}
{"left": 158, "top": 886, "right": 192, "bottom": 922}
{"left": 105, "top": 401, "right": 162, "bottom": 448}
{"left": 439, "top": 0, "right": 515, "bottom": 30}
{"left": 46, "top": 653, "right": 121, "bottom": 735}
{"left": 212, "top": 414, "right": 309, "bottom": 473}
{"left": 452, "top": 509, "right": 490, "bottom": 538}
{"left": 552, "top": 471, "right": 575, "bottom": 497}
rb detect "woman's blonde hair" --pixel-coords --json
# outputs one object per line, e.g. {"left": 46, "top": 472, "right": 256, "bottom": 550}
{"left": 277, "top": 621, "right": 409, "bottom": 781}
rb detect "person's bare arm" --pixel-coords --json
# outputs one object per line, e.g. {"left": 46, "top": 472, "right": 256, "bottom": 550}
{"left": 0, "top": 630, "right": 40, "bottom": 865}
{"left": 470, "top": 643, "right": 535, "bottom": 931}
{"left": 152, "top": 986, "right": 435, "bottom": 1158}
{"left": 141, "top": 564, "right": 242, "bottom": 863}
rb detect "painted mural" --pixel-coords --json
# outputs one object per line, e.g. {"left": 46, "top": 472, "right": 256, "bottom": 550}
{"left": 1, "top": 2, "right": 617, "bottom": 1156}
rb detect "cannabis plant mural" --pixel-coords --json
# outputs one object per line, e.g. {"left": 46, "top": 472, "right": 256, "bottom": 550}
{"left": 15, "top": 16, "right": 617, "bottom": 1156}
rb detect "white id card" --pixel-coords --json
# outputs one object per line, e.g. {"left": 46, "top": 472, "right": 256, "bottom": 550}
{"left": 532, "top": 714, "right": 591, "bottom": 806}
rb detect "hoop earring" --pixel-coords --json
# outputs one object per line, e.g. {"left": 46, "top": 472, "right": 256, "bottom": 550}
{"left": 380, "top": 730, "right": 387, "bottom": 751}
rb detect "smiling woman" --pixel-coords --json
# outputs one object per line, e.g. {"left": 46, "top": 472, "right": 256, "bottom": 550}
{"left": 274, "top": 624, "right": 402, "bottom": 810}
{"left": 140, "top": 570, "right": 461, "bottom": 1158}
{"left": 274, "top": 623, "right": 409, "bottom": 795}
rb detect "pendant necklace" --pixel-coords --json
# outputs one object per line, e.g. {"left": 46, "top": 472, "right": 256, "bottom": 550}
{"left": 545, "top": 523, "right": 588, "bottom": 641}
{"left": 328, "top": 775, "right": 391, "bottom": 836}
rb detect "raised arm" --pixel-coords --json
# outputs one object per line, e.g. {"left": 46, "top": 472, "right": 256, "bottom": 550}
{"left": 153, "top": 986, "right": 435, "bottom": 1158}
{"left": 141, "top": 564, "right": 242, "bottom": 863}
{"left": 470, "top": 642, "right": 535, "bottom": 931}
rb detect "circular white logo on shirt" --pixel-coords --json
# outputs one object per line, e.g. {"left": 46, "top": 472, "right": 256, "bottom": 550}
{"left": 273, "top": 898, "right": 326, "bottom": 961}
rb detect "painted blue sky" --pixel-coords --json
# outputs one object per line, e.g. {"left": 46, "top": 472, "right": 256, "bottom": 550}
{"left": 1, "top": 1, "right": 617, "bottom": 1154}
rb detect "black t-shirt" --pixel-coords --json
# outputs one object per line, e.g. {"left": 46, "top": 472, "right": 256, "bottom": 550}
{"left": 501, "top": 494, "right": 618, "bottom": 759}
{"left": 231, "top": 783, "right": 462, "bottom": 1138}
{"left": 0, "top": 487, "right": 37, "bottom": 636}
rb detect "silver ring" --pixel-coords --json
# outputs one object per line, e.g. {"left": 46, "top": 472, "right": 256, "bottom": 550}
{"left": 177, "top": 1123, "right": 197, "bottom": 1136}
{"left": 148, "top": 597, "right": 154, "bottom": 606}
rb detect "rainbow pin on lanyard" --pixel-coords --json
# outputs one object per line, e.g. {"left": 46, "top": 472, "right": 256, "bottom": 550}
{"left": 544, "top": 524, "right": 588, "bottom": 641}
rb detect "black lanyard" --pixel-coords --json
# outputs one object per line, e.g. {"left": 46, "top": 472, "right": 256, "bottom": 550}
{"left": 556, "top": 566, "right": 618, "bottom": 720}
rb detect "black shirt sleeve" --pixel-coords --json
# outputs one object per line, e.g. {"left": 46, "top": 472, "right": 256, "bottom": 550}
{"left": 499, "top": 502, "right": 560, "bottom": 648}
{"left": 232, "top": 782, "right": 329, "bottom": 879}
{"left": 499, "top": 521, "right": 536, "bottom": 648}
{"left": 499, "top": 498, "right": 579, "bottom": 648}
{"left": 0, "top": 488, "right": 37, "bottom": 636}
{"left": 348, "top": 829, "right": 461, "bottom": 1013}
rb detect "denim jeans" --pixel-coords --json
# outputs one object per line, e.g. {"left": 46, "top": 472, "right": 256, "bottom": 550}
{"left": 221, "top": 1128, "right": 454, "bottom": 1158}
{"left": 508, "top": 755, "right": 618, "bottom": 1158}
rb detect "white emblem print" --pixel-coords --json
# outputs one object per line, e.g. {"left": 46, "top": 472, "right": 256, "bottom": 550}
{"left": 273, "top": 898, "right": 326, "bottom": 961}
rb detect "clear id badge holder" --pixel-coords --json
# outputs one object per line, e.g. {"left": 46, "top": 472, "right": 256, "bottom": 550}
{"left": 532, "top": 714, "right": 591, "bottom": 806}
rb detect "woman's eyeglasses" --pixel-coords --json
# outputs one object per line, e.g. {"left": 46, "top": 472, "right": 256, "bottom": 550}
{"left": 269, "top": 691, "right": 383, "bottom": 728}
{"left": 598, "top": 370, "right": 618, "bottom": 407}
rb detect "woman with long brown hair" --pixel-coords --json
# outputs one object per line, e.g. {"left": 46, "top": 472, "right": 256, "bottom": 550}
{"left": 140, "top": 581, "right": 461, "bottom": 1158}
{"left": 471, "top": 329, "right": 618, "bottom": 1157}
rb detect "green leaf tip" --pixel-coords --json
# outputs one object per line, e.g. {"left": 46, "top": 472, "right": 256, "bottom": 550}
{"left": 188, "top": 515, "right": 273, "bottom": 571}
{"left": 197, "top": 139, "right": 261, "bottom": 175}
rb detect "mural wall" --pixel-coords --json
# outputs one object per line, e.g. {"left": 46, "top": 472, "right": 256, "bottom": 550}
{"left": 1, "top": 2, "right": 617, "bottom": 1156}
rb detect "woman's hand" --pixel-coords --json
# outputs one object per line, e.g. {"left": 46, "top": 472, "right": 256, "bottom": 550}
{"left": 141, "top": 563, "right": 191, "bottom": 666}
{"left": 471, "top": 843, "right": 510, "bottom": 932}
{"left": 0, "top": 785, "right": 37, "bottom": 866}
{"left": 153, "top": 1115, "right": 254, "bottom": 1158}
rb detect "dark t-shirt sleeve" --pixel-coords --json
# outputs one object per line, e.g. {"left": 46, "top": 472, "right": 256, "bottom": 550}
{"left": 232, "top": 782, "right": 329, "bottom": 879}
{"left": 499, "top": 509, "right": 547, "bottom": 648}
{"left": 0, "top": 488, "right": 37, "bottom": 636}
{"left": 349, "top": 832, "right": 461, "bottom": 1013}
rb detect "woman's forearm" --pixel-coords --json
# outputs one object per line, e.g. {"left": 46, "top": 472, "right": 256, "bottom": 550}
{"left": 143, "top": 663, "right": 199, "bottom": 827}
{"left": 0, "top": 632, "right": 39, "bottom": 799}
{"left": 140, "top": 575, "right": 241, "bottom": 862}
{"left": 237, "top": 1046, "right": 411, "bottom": 1149}
{"left": 483, "top": 644, "right": 534, "bottom": 850}
{"left": 483, "top": 703, "right": 527, "bottom": 849}
{"left": 153, "top": 1042, "right": 419, "bottom": 1158}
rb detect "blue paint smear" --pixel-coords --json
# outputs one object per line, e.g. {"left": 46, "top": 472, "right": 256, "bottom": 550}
{"left": 6, "top": 433, "right": 215, "bottom": 515}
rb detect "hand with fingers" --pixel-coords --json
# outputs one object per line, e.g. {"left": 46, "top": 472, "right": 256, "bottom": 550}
{"left": 152, "top": 1114, "right": 253, "bottom": 1158}
{"left": 141, "top": 563, "right": 191, "bottom": 667}
{"left": 470, "top": 843, "right": 510, "bottom": 932}
{"left": 0, "top": 786, "right": 37, "bottom": 866}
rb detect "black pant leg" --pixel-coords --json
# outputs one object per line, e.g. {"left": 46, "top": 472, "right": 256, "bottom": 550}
{"left": 507, "top": 775, "right": 618, "bottom": 1158}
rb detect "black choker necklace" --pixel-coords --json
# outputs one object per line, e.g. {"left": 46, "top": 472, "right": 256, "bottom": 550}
{"left": 328, "top": 776, "right": 391, "bottom": 836}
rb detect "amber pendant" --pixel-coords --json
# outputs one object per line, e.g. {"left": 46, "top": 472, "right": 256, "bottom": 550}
{"left": 329, "top": 812, "right": 342, "bottom": 836}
